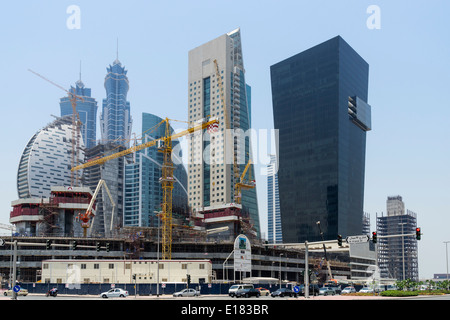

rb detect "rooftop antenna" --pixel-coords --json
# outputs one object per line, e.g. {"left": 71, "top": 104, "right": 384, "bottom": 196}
{"left": 79, "top": 60, "right": 82, "bottom": 81}
{"left": 116, "top": 37, "right": 119, "bottom": 61}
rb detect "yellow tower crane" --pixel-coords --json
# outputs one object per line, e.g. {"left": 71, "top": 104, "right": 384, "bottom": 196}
{"left": 235, "top": 158, "right": 255, "bottom": 204}
{"left": 28, "top": 69, "right": 84, "bottom": 187}
{"left": 72, "top": 117, "right": 219, "bottom": 259}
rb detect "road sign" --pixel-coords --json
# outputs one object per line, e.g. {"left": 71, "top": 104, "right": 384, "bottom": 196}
{"left": 346, "top": 235, "right": 369, "bottom": 244}
{"left": 0, "top": 238, "right": 4, "bottom": 246}
{"left": 234, "top": 234, "right": 252, "bottom": 273}
{"left": 13, "top": 285, "right": 21, "bottom": 293}
{"left": 293, "top": 286, "right": 300, "bottom": 293}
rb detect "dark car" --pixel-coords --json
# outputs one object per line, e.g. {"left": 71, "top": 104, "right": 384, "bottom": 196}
{"left": 235, "top": 288, "right": 260, "bottom": 298}
{"left": 271, "top": 288, "right": 297, "bottom": 298}
{"left": 298, "top": 284, "right": 320, "bottom": 296}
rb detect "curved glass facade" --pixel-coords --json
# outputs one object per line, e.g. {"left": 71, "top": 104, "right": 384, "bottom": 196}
{"left": 16, "top": 116, "right": 85, "bottom": 199}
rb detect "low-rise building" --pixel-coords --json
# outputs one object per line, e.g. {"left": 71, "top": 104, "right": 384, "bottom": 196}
{"left": 41, "top": 259, "right": 212, "bottom": 284}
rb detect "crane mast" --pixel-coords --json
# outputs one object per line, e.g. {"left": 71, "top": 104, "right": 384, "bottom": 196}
{"left": 72, "top": 117, "right": 219, "bottom": 259}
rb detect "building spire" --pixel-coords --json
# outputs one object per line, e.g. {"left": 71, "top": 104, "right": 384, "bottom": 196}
{"left": 76, "top": 60, "right": 84, "bottom": 88}
{"left": 113, "top": 37, "right": 121, "bottom": 66}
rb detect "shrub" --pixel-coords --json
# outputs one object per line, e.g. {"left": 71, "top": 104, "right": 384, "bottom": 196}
{"left": 380, "top": 290, "right": 418, "bottom": 297}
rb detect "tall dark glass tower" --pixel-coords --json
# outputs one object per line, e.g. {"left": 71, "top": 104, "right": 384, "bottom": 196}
{"left": 270, "top": 36, "right": 372, "bottom": 243}
{"left": 60, "top": 79, "right": 98, "bottom": 149}
{"left": 100, "top": 58, "right": 132, "bottom": 148}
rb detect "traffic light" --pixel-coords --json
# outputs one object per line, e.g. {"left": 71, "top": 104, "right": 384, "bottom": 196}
{"left": 416, "top": 227, "right": 421, "bottom": 240}
{"left": 72, "top": 241, "right": 77, "bottom": 250}
{"left": 106, "top": 243, "right": 110, "bottom": 252}
{"left": 337, "top": 234, "right": 343, "bottom": 246}
{"left": 372, "top": 232, "right": 377, "bottom": 243}
{"left": 46, "top": 240, "right": 52, "bottom": 250}
{"left": 96, "top": 242, "right": 101, "bottom": 252}
{"left": 187, "top": 274, "right": 191, "bottom": 285}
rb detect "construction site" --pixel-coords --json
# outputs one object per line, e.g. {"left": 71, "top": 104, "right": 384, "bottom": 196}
{"left": 0, "top": 59, "right": 380, "bottom": 291}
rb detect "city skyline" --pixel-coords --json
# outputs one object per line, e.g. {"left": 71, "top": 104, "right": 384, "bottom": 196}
{"left": 0, "top": 1, "right": 449, "bottom": 279}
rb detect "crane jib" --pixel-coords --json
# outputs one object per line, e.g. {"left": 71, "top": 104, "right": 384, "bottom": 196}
{"left": 71, "top": 118, "right": 218, "bottom": 171}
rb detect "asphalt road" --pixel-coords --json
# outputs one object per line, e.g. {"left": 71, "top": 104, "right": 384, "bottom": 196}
{"left": 4, "top": 293, "right": 450, "bottom": 300}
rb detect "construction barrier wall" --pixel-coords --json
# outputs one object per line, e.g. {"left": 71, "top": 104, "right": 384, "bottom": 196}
{"left": 7, "top": 282, "right": 291, "bottom": 296}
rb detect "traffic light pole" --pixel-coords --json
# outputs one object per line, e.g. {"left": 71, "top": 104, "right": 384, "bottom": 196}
{"left": 304, "top": 241, "right": 309, "bottom": 299}
{"left": 11, "top": 240, "right": 17, "bottom": 300}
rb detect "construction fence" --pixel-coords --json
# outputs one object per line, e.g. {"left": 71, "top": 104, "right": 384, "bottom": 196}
{"left": 8, "top": 282, "right": 288, "bottom": 296}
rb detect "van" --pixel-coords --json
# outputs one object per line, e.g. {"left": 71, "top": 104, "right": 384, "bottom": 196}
{"left": 228, "top": 284, "right": 254, "bottom": 297}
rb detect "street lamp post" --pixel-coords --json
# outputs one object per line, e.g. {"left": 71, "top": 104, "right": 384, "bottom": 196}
{"left": 154, "top": 211, "right": 161, "bottom": 297}
{"left": 445, "top": 241, "right": 450, "bottom": 290}
{"left": 279, "top": 253, "right": 284, "bottom": 289}
{"left": 399, "top": 222, "right": 407, "bottom": 281}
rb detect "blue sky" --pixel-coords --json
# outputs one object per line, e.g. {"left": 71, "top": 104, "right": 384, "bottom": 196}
{"left": 0, "top": 0, "right": 449, "bottom": 279}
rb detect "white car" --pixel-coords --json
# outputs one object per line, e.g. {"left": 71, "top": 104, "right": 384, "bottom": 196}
{"left": 3, "top": 288, "right": 28, "bottom": 296}
{"left": 341, "top": 286, "right": 356, "bottom": 294}
{"left": 100, "top": 288, "right": 129, "bottom": 298}
{"left": 173, "top": 288, "right": 200, "bottom": 297}
{"left": 358, "top": 287, "right": 374, "bottom": 293}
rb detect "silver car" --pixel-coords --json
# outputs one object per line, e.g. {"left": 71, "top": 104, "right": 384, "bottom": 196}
{"left": 319, "top": 287, "right": 336, "bottom": 296}
{"left": 173, "top": 288, "right": 200, "bottom": 297}
{"left": 100, "top": 288, "right": 129, "bottom": 298}
{"left": 341, "top": 286, "right": 356, "bottom": 294}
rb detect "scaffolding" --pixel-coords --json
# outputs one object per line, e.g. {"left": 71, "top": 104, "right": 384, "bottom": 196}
{"left": 376, "top": 210, "right": 419, "bottom": 281}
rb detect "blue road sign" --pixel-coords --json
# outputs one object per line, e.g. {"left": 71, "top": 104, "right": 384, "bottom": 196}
{"left": 293, "top": 286, "right": 300, "bottom": 293}
{"left": 13, "top": 285, "right": 21, "bottom": 293}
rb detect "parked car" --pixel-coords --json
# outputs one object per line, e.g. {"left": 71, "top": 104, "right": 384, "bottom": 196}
{"left": 324, "top": 284, "right": 342, "bottom": 294}
{"left": 173, "top": 288, "right": 200, "bottom": 297}
{"left": 235, "top": 288, "right": 260, "bottom": 298}
{"left": 228, "top": 284, "right": 254, "bottom": 297}
{"left": 319, "top": 287, "right": 336, "bottom": 296}
{"left": 297, "top": 284, "right": 320, "bottom": 296}
{"left": 256, "top": 287, "right": 270, "bottom": 296}
{"left": 100, "top": 288, "right": 129, "bottom": 298}
{"left": 341, "top": 286, "right": 357, "bottom": 294}
{"left": 3, "top": 287, "right": 28, "bottom": 296}
{"left": 271, "top": 288, "right": 298, "bottom": 298}
{"left": 359, "top": 287, "right": 374, "bottom": 293}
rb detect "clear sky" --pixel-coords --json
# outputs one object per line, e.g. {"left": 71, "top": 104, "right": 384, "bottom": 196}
{"left": 0, "top": 0, "right": 449, "bottom": 279}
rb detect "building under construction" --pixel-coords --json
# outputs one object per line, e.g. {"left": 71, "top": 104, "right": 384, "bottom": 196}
{"left": 376, "top": 196, "right": 419, "bottom": 281}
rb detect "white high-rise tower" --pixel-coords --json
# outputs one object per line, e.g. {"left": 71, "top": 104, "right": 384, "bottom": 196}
{"left": 187, "top": 29, "right": 260, "bottom": 236}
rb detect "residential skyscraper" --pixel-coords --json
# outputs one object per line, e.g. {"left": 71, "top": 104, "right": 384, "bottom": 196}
{"left": 60, "top": 79, "right": 98, "bottom": 149}
{"left": 123, "top": 113, "right": 188, "bottom": 227}
{"left": 267, "top": 154, "right": 282, "bottom": 243}
{"left": 271, "top": 36, "right": 372, "bottom": 243}
{"left": 187, "top": 28, "right": 260, "bottom": 236}
{"left": 100, "top": 58, "right": 132, "bottom": 148}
